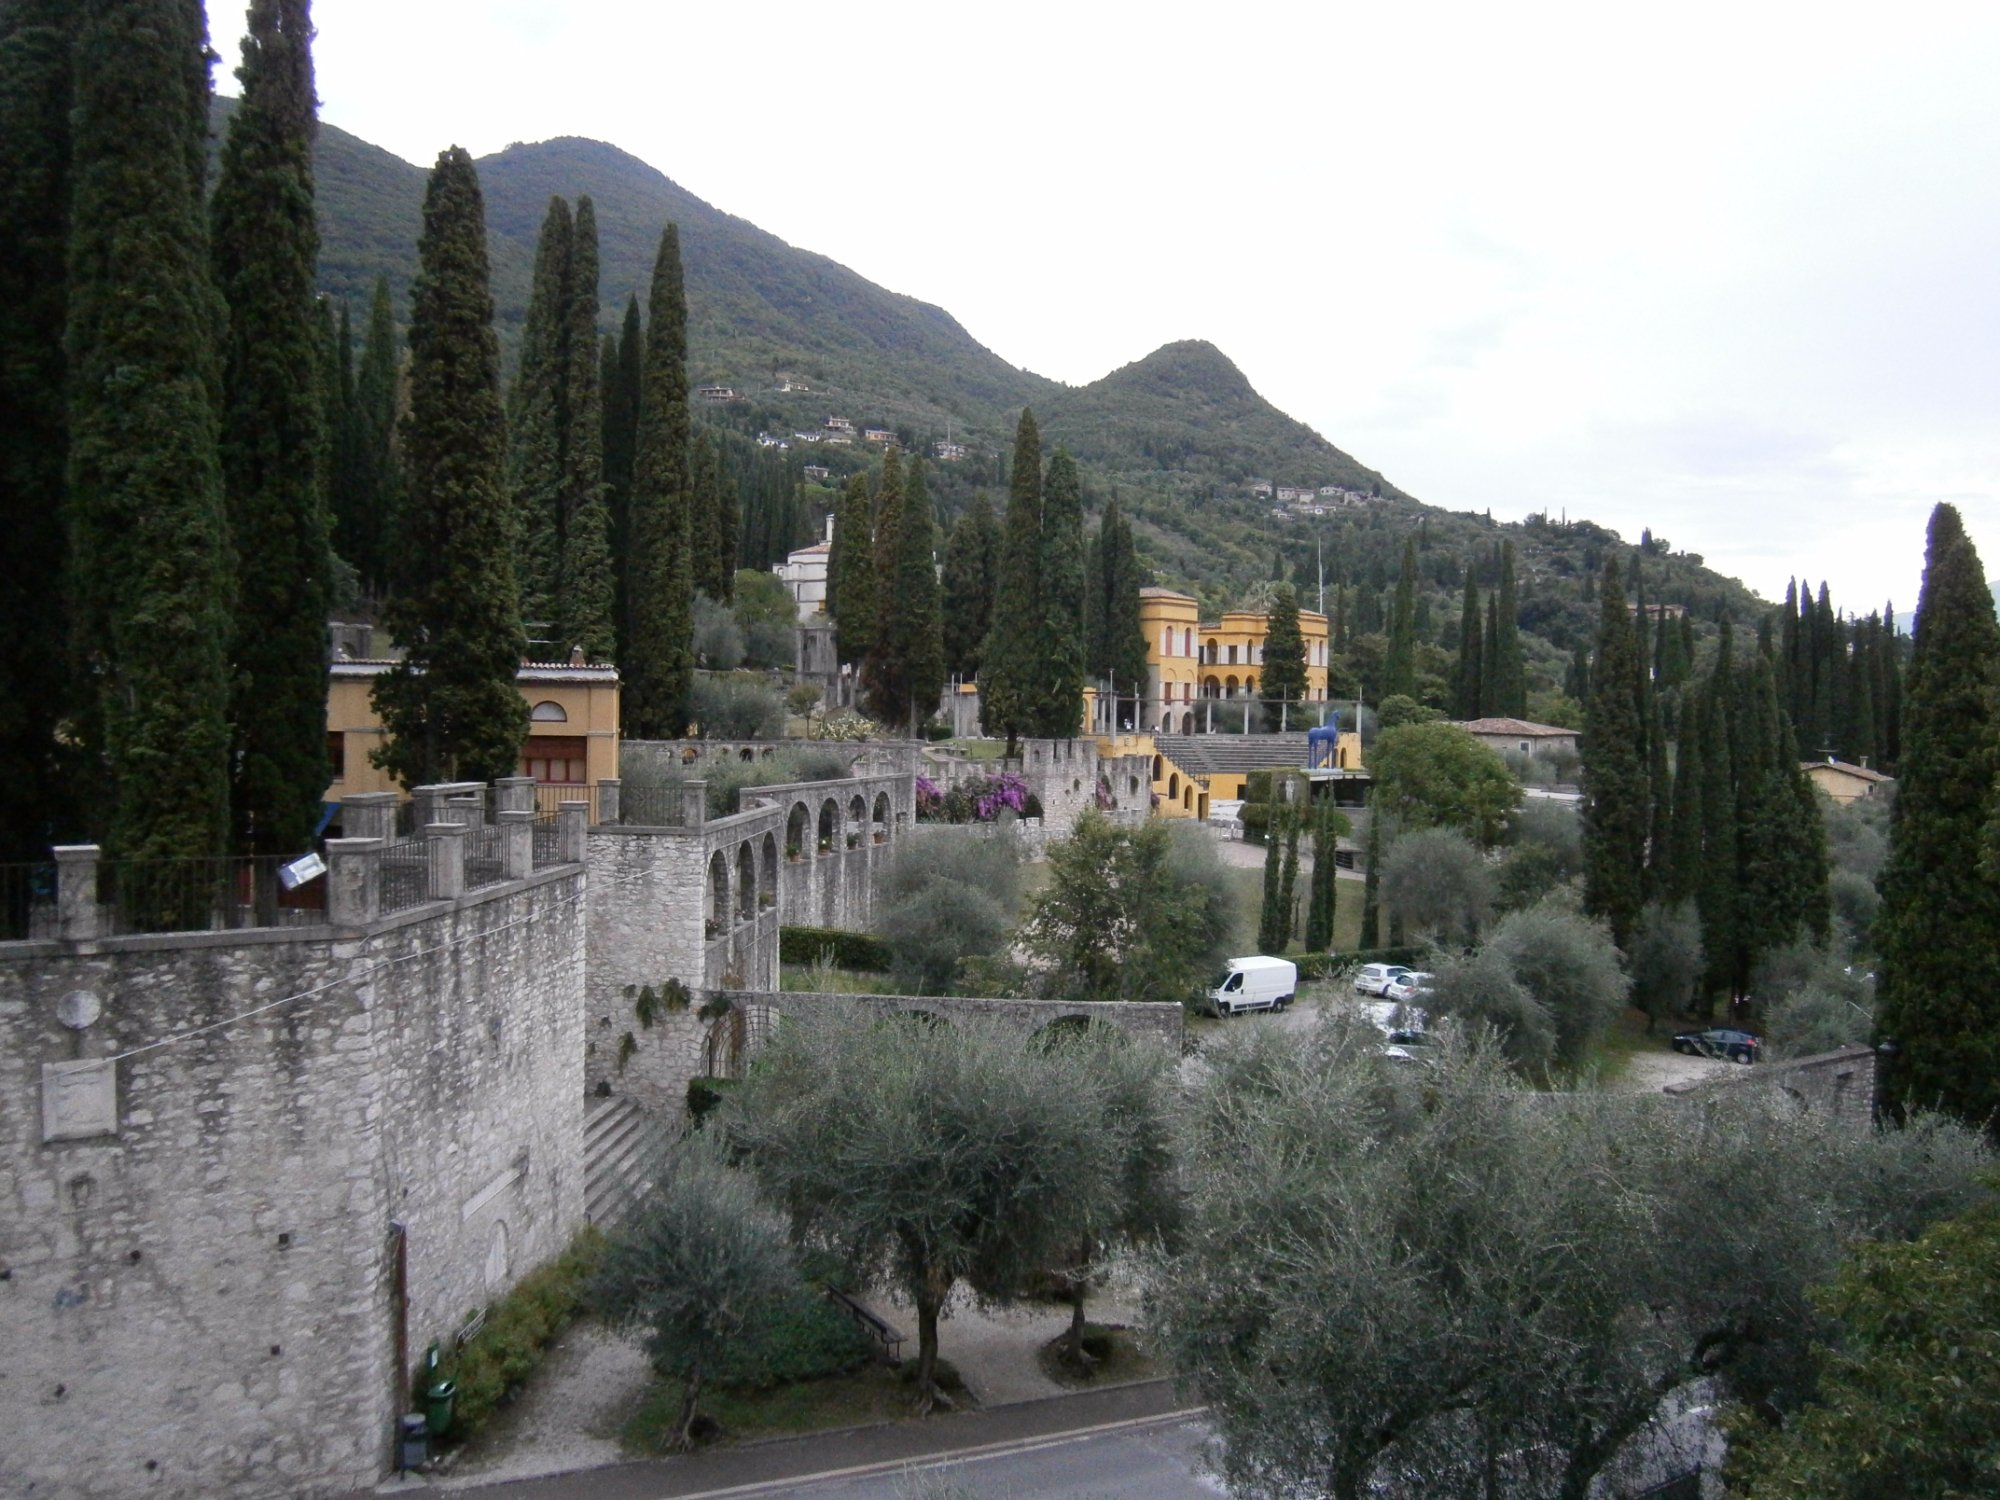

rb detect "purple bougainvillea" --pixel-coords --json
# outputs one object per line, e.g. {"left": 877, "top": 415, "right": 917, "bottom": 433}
{"left": 915, "top": 771, "right": 1031, "bottom": 824}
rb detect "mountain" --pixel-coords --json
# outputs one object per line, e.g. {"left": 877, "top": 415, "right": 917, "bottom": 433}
{"left": 244, "top": 100, "right": 1785, "bottom": 678}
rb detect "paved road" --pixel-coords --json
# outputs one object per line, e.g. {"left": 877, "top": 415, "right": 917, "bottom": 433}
{"left": 383, "top": 1380, "right": 1203, "bottom": 1500}
{"left": 773, "top": 1413, "right": 1221, "bottom": 1499}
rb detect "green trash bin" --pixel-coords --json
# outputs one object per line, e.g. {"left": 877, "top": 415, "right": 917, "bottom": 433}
{"left": 425, "top": 1378, "right": 457, "bottom": 1440}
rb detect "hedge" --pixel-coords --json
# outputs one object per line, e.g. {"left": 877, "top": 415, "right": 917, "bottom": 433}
{"left": 1295, "top": 946, "right": 1426, "bottom": 980}
{"left": 779, "top": 925, "right": 893, "bottom": 973}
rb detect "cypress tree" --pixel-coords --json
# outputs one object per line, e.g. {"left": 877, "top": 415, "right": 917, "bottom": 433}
{"left": 1258, "top": 802, "right": 1289, "bottom": 953}
{"left": 623, "top": 224, "right": 695, "bottom": 738}
{"left": 861, "top": 447, "right": 906, "bottom": 722}
{"left": 66, "top": 0, "right": 233, "bottom": 870}
{"left": 350, "top": 274, "right": 399, "bottom": 597}
{"left": 880, "top": 456, "right": 943, "bottom": 735}
{"left": 1731, "top": 653, "right": 1829, "bottom": 966}
{"left": 1453, "top": 568, "right": 1483, "bottom": 720}
{"left": 939, "top": 490, "right": 998, "bottom": 679}
{"left": 1082, "top": 518, "right": 1106, "bottom": 681}
{"left": 1482, "top": 594, "right": 1503, "bottom": 713}
{"left": 1664, "top": 691, "right": 1704, "bottom": 903}
{"left": 370, "top": 147, "right": 526, "bottom": 786}
{"left": 1261, "top": 582, "right": 1308, "bottom": 731}
{"left": 827, "top": 472, "right": 873, "bottom": 664}
{"left": 211, "top": 0, "right": 331, "bottom": 862}
{"left": 1305, "top": 796, "right": 1340, "bottom": 952}
{"left": 1277, "top": 799, "right": 1301, "bottom": 948}
{"left": 1494, "top": 540, "right": 1525, "bottom": 715}
{"left": 1580, "top": 556, "right": 1648, "bottom": 947}
{"left": 981, "top": 408, "right": 1043, "bottom": 749}
{"left": 1874, "top": 504, "right": 2000, "bottom": 1126}
{"left": 1102, "top": 499, "right": 1150, "bottom": 708}
{"left": 507, "top": 195, "right": 570, "bottom": 632}
{"left": 314, "top": 294, "right": 345, "bottom": 566}
{"left": 0, "top": 0, "right": 79, "bottom": 861}
{"left": 1383, "top": 537, "right": 1417, "bottom": 699}
{"left": 602, "top": 294, "right": 641, "bottom": 657}
{"left": 1696, "top": 626, "right": 1741, "bottom": 1006}
{"left": 709, "top": 449, "right": 739, "bottom": 603}
{"left": 1360, "top": 799, "right": 1383, "bottom": 949}
{"left": 554, "top": 195, "right": 613, "bottom": 658}
{"left": 1031, "top": 446, "right": 1086, "bottom": 738}
{"left": 688, "top": 427, "right": 724, "bottom": 598}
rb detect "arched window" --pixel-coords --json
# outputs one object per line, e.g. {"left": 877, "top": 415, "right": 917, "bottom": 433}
{"left": 1168, "top": 772, "right": 1180, "bottom": 798}
{"left": 529, "top": 700, "right": 567, "bottom": 722}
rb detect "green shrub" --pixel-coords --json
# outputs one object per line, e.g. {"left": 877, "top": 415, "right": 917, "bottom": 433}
{"left": 686, "top": 1075, "right": 739, "bottom": 1123}
{"left": 427, "top": 1228, "right": 606, "bottom": 1443}
{"left": 708, "top": 1288, "right": 872, "bottom": 1390}
{"left": 780, "top": 926, "right": 894, "bottom": 972}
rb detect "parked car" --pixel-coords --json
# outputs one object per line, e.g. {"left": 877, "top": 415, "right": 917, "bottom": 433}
{"left": 1384, "top": 971, "right": 1434, "bottom": 1005}
{"left": 1671, "top": 1027, "right": 1762, "bottom": 1063}
{"left": 1353, "top": 963, "right": 1410, "bottom": 997}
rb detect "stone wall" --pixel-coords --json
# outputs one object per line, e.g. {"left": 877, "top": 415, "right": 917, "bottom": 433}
{"left": 0, "top": 868, "right": 586, "bottom": 1500}
{"left": 1665, "top": 1044, "right": 1879, "bottom": 1128}
{"left": 593, "top": 988, "right": 1184, "bottom": 1126}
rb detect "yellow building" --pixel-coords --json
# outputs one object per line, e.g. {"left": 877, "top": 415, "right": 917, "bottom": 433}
{"left": 1130, "top": 587, "right": 1331, "bottom": 735}
{"left": 1802, "top": 757, "right": 1893, "bottom": 806}
{"left": 326, "top": 657, "right": 621, "bottom": 813}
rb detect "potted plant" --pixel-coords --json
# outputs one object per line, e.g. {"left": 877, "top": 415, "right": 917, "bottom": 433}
{"left": 703, "top": 917, "right": 720, "bottom": 939}
{"left": 786, "top": 841, "right": 802, "bottom": 862}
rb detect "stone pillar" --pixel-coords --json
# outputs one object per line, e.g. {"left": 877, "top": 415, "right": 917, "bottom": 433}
{"left": 425, "top": 822, "right": 466, "bottom": 901}
{"left": 447, "top": 794, "right": 484, "bottom": 830}
{"left": 498, "top": 810, "right": 533, "bottom": 880}
{"left": 597, "top": 778, "right": 620, "bottom": 824}
{"left": 557, "top": 802, "right": 587, "bottom": 863}
{"left": 340, "top": 792, "right": 400, "bottom": 842}
{"left": 681, "top": 780, "right": 708, "bottom": 829}
{"left": 493, "top": 776, "right": 536, "bottom": 815}
{"left": 412, "top": 784, "right": 451, "bottom": 828}
{"left": 53, "top": 845, "right": 100, "bottom": 942}
{"left": 326, "top": 837, "right": 381, "bottom": 926}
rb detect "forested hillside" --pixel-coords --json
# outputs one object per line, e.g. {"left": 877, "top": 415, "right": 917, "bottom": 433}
{"left": 254, "top": 100, "right": 1791, "bottom": 705}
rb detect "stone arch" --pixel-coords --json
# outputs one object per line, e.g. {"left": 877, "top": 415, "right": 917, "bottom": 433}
{"left": 1203, "top": 674, "right": 1220, "bottom": 696}
{"left": 707, "top": 850, "right": 729, "bottom": 932}
{"left": 703, "top": 1000, "right": 782, "bottom": 1080}
{"left": 872, "top": 792, "right": 890, "bottom": 843}
{"left": 1245, "top": 674, "right": 1258, "bottom": 695}
{"left": 1182, "top": 711, "right": 1194, "bottom": 734}
{"left": 761, "top": 746, "right": 776, "bottom": 760}
{"left": 736, "top": 843, "right": 756, "bottom": 922}
{"left": 787, "top": 802, "right": 811, "bottom": 859}
{"left": 1168, "top": 772, "right": 1180, "bottom": 799}
{"left": 1225, "top": 674, "right": 1239, "bottom": 695}
{"left": 1152, "top": 754, "right": 1163, "bottom": 781}
{"left": 682, "top": 745, "right": 700, "bottom": 765}
{"left": 1032, "top": 1014, "right": 1125, "bottom": 1052}
{"left": 847, "top": 794, "right": 866, "bottom": 847}
{"left": 760, "top": 833, "right": 779, "bottom": 909}
{"left": 739, "top": 747, "right": 755, "bottom": 763}
{"left": 818, "top": 798, "right": 838, "bottom": 853}
{"left": 1203, "top": 637, "right": 1219, "bottom": 663}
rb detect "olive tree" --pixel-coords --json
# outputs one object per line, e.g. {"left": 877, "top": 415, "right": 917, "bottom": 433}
{"left": 1381, "top": 825, "right": 1493, "bottom": 948}
{"left": 723, "top": 1012, "right": 1134, "bottom": 1410}
{"left": 875, "top": 826, "right": 1022, "bottom": 993}
{"left": 591, "top": 1138, "right": 801, "bottom": 1450}
{"left": 1148, "top": 1018, "right": 1991, "bottom": 1500}
{"left": 1486, "top": 902, "right": 1629, "bottom": 1074}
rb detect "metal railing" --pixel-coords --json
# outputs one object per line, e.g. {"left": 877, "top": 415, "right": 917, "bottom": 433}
{"left": 464, "top": 824, "right": 508, "bottom": 891}
{"left": 531, "top": 812, "right": 564, "bottom": 869}
{"left": 93, "top": 856, "right": 327, "bottom": 936}
{"left": 0, "top": 860, "right": 57, "bottom": 941}
{"left": 611, "top": 783, "right": 687, "bottom": 827}
{"left": 377, "top": 836, "right": 430, "bottom": 915}
{"left": 532, "top": 782, "right": 597, "bottom": 821}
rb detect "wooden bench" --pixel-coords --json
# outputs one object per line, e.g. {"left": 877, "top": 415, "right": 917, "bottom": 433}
{"left": 825, "top": 1286, "right": 906, "bottom": 1363}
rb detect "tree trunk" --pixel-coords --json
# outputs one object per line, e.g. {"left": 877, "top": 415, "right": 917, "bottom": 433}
{"left": 912, "top": 1269, "right": 955, "bottom": 1414}
{"left": 673, "top": 1353, "right": 703, "bottom": 1451}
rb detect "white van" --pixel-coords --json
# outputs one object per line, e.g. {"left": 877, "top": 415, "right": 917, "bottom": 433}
{"left": 1206, "top": 956, "right": 1298, "bottom": 1017}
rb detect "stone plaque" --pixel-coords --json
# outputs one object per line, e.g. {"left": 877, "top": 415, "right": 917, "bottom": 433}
{"left": 56, "top": 990, "right": 102, "bottom": 1030}
{"left": 42, "top": 1059, "right": 117, "bottom": 1142}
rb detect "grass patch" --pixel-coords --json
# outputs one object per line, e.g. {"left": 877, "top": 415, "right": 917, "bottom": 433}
{"left": 1222, "top": 862, "right": 1364, "bottom": 957}
{"left": 779, "top": 964, "right": 903, "bottom": 995}
{"left": 943, "top": 739, "right": 1009, "bottom": 761}
{"left": 1574, "top": 1008, "right": 1656, "bottom": 1087}
{"left": 622, "top": 1358, "right": 969, "bottom": 1451}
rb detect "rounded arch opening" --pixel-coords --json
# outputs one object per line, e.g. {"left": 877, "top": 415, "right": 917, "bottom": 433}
{"left": 706, "top": 850, "right": 729, "bottom": 933}
{"left": 787, "top": 802, "right": 811, "bottom": 859}
{"left": 735, "top": 843, "right": 755, "bottom": 923}
{"left": 528, "top": 700, "right": 568, "bottom": 723}
{"left": 760, "top": 833, "right": 779, "bottom": 908}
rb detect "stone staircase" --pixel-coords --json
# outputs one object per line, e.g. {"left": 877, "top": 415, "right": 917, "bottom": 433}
{"left": 1152, "top": 733, "right": 1311, "bottom": 777}
{"left": 583, "top": 1094, "right": 674, "bottom": 1228}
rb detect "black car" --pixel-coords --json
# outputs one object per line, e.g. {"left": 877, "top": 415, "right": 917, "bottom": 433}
{"left": 1671, "top": 1027, "right": 1761, "bottom": 1063}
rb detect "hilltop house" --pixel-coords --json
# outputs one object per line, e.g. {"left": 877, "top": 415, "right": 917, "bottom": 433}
{"left": 1803, "top": 757, "right": 1894, "bottom": 805}
{"left": 1452, "top": 717, "right": 1580, "bottom": 761}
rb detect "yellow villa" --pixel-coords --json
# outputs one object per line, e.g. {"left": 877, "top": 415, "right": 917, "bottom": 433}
{"left": 1125, "top": 587, "right": 1331, "bottom": 735}
{"left": 325, "top": 655, "right": 621, "bottom": 816}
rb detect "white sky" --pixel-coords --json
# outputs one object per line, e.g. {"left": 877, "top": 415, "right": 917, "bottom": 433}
{"left": 222, "top": 0, "right": 2000, "bottom": 614}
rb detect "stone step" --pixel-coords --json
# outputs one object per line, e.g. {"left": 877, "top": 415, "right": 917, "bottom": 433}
{"left": 583, "top": 1096, "right": 673, "bottom": 1228}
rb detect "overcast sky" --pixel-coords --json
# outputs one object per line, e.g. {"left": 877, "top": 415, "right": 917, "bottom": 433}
{"left": 223, "top": 1, "right": 2000, "bottom": 615}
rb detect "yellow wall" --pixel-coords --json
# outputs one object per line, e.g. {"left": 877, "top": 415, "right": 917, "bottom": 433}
{"left": 325, "top": 662, "right": 621, "bottom": 803}
{"left": 1135, "top": 589, "right": 1331, "bottom": 734}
